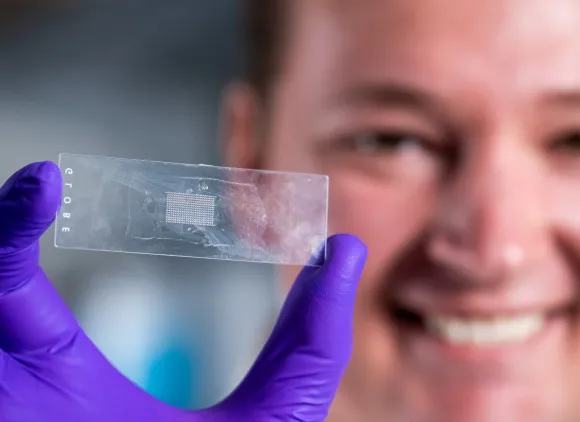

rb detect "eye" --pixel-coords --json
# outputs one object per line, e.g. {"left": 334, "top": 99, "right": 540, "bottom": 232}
{"left": 346, "top": 131, "right": 458, "bottom": 163}
{"left": 350, "top": 131, "right": 432, "bottom": 154}
{"left": 551, "top": 130, "right": 580, "bottom": 153}
{"left": 324, "top": 129, "right": 457, "bottom": 180}
{"left": 547, "top": 130, "right": 580, "bottom": 173}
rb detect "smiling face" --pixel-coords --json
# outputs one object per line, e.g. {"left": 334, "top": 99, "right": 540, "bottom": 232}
{"left": 224, "top": 0, "right": 580, "bottom": 421}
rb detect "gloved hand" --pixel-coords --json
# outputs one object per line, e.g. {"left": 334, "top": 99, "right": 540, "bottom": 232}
{"left": 0, "top": 161, "right": 368, "bottom": 422}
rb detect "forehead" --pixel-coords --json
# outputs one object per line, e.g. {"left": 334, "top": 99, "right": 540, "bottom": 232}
{"left": 285, "top": 0, "right": 580, "bottom": 103}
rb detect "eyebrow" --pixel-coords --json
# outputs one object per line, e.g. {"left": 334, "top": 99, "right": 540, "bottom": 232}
{"left": 541, "top": 91, "right": 580, "bottom": 106}
{"left": 337, "top": 82, "right": 449, "bottom": 120}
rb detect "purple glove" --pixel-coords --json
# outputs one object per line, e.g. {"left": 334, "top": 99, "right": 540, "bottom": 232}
{"left": 0, "top": 162, "right": 367, "bottom": 422}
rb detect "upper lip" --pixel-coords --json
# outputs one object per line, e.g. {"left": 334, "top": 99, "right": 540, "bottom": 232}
{"left": 385, "top": 270, "right": 576, "bottom": 319}
{"left": 383, "top": 245, "right": 578, "bottom": 320}
{"left": 385, "top": 270, "right": 577, "bottom": 318}
{"left": 389, "top": 297, "right": 575, "bottom": 319}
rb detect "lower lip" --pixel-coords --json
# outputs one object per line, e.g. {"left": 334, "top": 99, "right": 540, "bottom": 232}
{"left": 398, "top": 316, "right": 567, "bottom": 363}
{"left": 391, "top": 315, "right": 572, "bottom": 422}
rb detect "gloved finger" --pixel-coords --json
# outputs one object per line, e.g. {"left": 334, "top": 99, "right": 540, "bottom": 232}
{"left": 0, "top": 162, "right": 79, "bottom": 353}
{"left": 218, "top": 234, "right": 367, "bottom": 421}
{"left": 0, "top": 162, "right": 62, "bottom": 254}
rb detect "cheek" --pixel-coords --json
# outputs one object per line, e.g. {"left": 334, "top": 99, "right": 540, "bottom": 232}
{"left": 328, "top": 171, "right": 437, "bottom": 392}
{"left": 327, "top": 171, "right": 435, "bottom": 285}
{"left": 279, "top": 267, "right": 302, "bottom": 298}
{"left": 550, "top": 174, "right": 580, "bottom": 237}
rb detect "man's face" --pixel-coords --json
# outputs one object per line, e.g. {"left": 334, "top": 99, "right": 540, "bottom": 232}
{"left": 226, "top": 0, "right": 580, "bottom": 421}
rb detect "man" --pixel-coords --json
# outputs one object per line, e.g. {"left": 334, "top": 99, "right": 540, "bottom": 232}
{"left": 2, "top": 0, "right": 580, "bottom": 421}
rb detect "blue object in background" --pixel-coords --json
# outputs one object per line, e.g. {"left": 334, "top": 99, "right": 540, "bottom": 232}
{"left": 144, "top": 334, "right": 204, "bottom": 409}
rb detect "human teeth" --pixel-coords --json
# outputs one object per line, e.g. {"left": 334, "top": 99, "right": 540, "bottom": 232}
{"left": 426, "top": 314, "right": 544, "bottom": 346}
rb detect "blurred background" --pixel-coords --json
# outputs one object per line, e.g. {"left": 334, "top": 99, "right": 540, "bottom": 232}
{"left": 0, "top": 0, "right": 277, "bottom": 409}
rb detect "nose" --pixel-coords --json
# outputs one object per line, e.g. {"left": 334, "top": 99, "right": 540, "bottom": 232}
{"left": 428, "top": 137, "right": 548, "bottom": 284}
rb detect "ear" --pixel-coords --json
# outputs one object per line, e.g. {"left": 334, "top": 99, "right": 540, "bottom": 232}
{"left": 219, "top": 82, "right": 263, "bottom": 170}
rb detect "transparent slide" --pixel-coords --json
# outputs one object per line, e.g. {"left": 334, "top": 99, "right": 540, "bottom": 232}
{"left": 54, "top": 154, "right": 329, "bottom": 266}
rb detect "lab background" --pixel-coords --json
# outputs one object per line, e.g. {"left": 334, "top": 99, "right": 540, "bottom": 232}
{"left": 0, "top": 1, "right": 276, "bottom": 409}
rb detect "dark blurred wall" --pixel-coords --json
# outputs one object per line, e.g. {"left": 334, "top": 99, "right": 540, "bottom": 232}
{"left": 0, "top": 1, "right": 276, "bottom": 408}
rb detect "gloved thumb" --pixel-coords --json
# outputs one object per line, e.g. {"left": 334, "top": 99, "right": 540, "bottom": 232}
{"left": 212, "top": 234, "right": 367, "bottom": 422}
{"left": 0, "top": 162, "right": 78, "bottom": 353}
{"left": 0, "top": 162, "right": 62, "bottom": 253}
